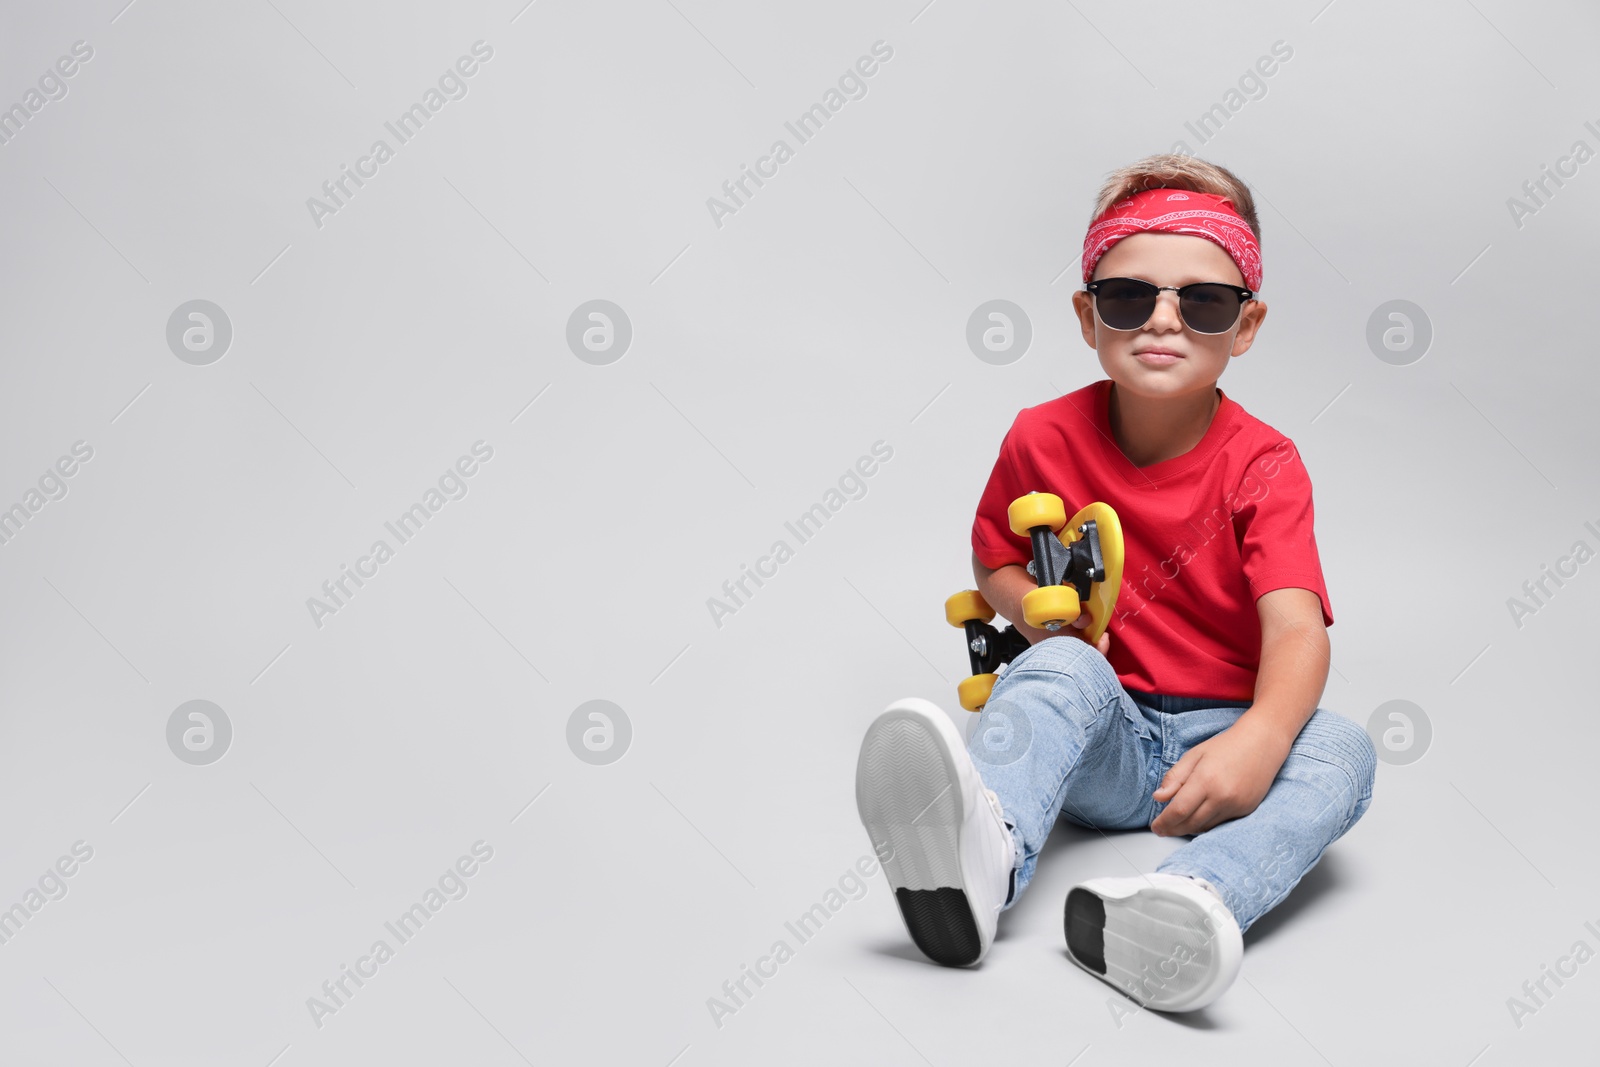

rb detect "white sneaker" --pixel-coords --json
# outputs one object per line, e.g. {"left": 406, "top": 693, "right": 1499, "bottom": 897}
{"left": 1063, "top": 873, "right": 1242, "bottom": 1012}
{"left": 855, "top": 697, "right": 1017, "bottom": 967}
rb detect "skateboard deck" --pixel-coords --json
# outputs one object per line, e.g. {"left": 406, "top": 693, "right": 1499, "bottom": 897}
{"left": 944, "top": 494, "right": 1124, "bottom": 712}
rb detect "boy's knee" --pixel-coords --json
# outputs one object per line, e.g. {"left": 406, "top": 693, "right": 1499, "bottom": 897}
{"left": 1299, "top": 711, "right": 1377, "bottom": 808}
{"left": 1002, "top": 636, "right": 1119, "bottom": 701}
{"left": 1010, "top": 634, "right": 1107, "bottom": 675}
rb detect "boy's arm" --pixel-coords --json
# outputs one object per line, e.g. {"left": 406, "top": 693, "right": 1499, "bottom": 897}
{"left": 1148, "top": 587, "right": 1328, "bottom": 837}
{"left": 972, "top": 552, "right": 1110, "bottom": 655}
{"left": 1233, "top": 586, "right": 1330, "bottom": 749}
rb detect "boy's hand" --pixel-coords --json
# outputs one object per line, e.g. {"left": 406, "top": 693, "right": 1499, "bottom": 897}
{"left": 1029, "top": 609, "right": 1111, "bottom": 656}
{"left": 1149, "top": 716, "right": 1289, "bottom": 837}
{"left": 1067, "top": 610, "right": 1112, "bottom": 657}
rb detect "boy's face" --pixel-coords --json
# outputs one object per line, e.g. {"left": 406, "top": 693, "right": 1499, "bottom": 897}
{"left": 1070, "top": 232, "right": 1268, "bottom": 402}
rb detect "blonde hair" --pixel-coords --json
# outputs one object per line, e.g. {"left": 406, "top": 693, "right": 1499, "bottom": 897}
{"left": 1090, "top": 153, "right": 1261, "bottom": 245}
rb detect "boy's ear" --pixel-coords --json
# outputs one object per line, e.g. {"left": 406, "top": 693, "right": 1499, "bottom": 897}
{"left": 1071, "top": 290, "right": 1099, "bottom": 348}
{"left": 1231, "top": 299, "right": 1268, "bottom": 356}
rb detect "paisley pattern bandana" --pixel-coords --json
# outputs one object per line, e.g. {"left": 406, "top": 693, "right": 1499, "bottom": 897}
{"left": 1081, "top": 188, "right": 1262, "bottom": 292}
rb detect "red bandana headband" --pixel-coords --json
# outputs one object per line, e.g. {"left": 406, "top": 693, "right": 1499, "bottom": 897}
{"left": 1081, "top": 188, "right": 1262, "bottom": 292}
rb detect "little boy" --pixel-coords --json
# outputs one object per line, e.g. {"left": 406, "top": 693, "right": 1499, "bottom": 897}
{"left": 855, "top": 155, "right": 1376, "bottom": 1012}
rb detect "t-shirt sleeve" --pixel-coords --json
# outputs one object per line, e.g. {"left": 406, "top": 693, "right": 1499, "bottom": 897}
{"left": 971, "top": 414, "right": 1035, "bottom": 571}
{"left": 1233, "top": 439, "right": 1334, "bottom": 627}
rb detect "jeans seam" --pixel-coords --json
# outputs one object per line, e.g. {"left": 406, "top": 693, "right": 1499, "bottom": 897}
{"left": 1039, "top": 689, "right": 1117, "bottom": 828}
{"left": 1290, "top": 749, "right": 1364, "bottom": 830}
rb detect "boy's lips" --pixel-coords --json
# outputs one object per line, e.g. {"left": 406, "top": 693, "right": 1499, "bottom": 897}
{"left": 1134, "top": 347, "right": 1184, "bottom": 365}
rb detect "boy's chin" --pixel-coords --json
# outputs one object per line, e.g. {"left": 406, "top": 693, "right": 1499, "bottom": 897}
{"left": 1104, "top": 364, "right": 1221, "bottom": 397}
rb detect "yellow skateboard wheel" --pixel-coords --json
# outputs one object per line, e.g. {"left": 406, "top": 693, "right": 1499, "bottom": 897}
{"left": 944, "top": 589, "right": 995, "bottom": 628}
{"left": 958, "top": 673, "right": 997, "bottom": 712}
{"left": 1008, "top": 492, "right": 1066, "bottom": 537}
{"left": 1022, "top": 584, "right": 1081, "bottom": 631}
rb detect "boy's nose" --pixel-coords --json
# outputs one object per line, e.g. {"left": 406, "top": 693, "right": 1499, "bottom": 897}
{"left": 1146, "top": 290, "right": 1185, "bottom": 330}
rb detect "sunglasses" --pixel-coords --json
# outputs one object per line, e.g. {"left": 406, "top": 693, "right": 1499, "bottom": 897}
{"left": 1085, "top": 277, "right": 1255, "bottom": 335}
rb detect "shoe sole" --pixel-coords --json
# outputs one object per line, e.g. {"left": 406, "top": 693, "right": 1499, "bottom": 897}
{"left": 856, "top": 704, "right": 986, "bottom": 967}
{"left": 1064, "top": 875, "right": 1242, "bottom": 1012}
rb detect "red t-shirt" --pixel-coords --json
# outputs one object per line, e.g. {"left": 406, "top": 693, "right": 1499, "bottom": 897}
{"left": 971, "top": 378, "right": 1333, "bottom": 702}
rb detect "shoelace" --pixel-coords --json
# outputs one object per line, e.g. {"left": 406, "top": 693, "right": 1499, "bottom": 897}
{"left": 983, "top": 788, "right": 1017, "bottom": 858}
{"left": 983, "top": 787, "right": 1004, "bottom": 819}
{"left": 984, "top": 787, "right": 1017, "bottom": 913}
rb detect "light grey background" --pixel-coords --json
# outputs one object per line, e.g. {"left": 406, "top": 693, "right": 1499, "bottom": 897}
{"left": 1, "top": 0, "right": 1596, "bottom": 1064}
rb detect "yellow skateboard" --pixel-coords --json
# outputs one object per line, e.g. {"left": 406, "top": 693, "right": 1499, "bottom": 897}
{"left": 944, "top": 493, "right": 1124, "bottom": 712}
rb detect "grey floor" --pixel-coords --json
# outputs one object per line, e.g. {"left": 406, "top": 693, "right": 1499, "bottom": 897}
{"left": 2, "top": 1, "right": 1597, "bottom": 1064}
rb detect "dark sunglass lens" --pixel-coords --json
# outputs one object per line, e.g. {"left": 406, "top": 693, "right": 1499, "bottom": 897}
{"left": 1179, "top": 285, "right": 1242, "bottom": 333}
{"left": 1096, "top": 279, "right": 1156, "bottom": 329}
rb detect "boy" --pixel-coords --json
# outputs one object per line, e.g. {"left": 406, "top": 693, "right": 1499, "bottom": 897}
{"left": 855, "top": 155, "right": 1376, "bottom": 1012}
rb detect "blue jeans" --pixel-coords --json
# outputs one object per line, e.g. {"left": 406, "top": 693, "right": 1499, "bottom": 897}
{"left": 966, "top": 636, "right": 1376, "bottom": 933}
